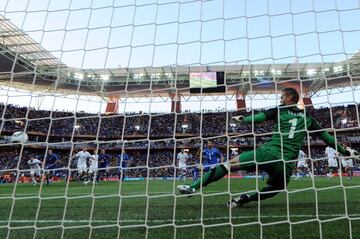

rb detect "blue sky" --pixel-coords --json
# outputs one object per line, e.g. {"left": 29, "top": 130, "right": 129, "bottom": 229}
{"left": 2, "top": 0, "right": 360, "bottom": 68}
{"left": 0, "top": 0, "right": 359, "bottom": 113}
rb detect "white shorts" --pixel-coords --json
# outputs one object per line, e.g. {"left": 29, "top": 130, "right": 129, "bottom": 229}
{"left": 179, "top": 163, "right": 186, "bottom": 170}
{"left": 30, "top": 169, "right": 41, "bottom": 176}
{"left": 179, "top": 163, "right": 187, "bottom": 170}
{"left": 88, "top": 166, "right": 98, "bottom": 174}
{"left": 328, "top": 159, "right": 338, "bottom": 168}
{"left": 77, "top": 163, "right": 87, "bottom": 173}
{"left": 342, "top": 159, "right": 354, "bottom": 168}
{"left": 297, "top": 161, "right": 308, "bottom": 168}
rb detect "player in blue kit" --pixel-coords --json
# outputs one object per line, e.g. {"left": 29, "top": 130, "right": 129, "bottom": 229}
{"left": 117, "top": 150, "right": 129, "bottom": 181}
{"left": 191, "top": 161, "right": 200, "bottom": 183}
{"left": 187, "top": 140, "right": 224, "bottom": 189}
{"left": 45, "top": 149, "right": 61, "bottom": 185}
{"left": 202, "top": 140, "right": 224, "bottom": 172}
{"left": 98, "top": 149, "right": 111, "bottom": 180}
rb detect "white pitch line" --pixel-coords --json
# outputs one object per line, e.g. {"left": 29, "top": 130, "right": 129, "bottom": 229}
{"left": 0, "top": 192, "right": 172, "bottom": 197}
{"left": 0, "top": 190, "right": 223, "bottom": 197}
{"left": 1, "top": 214, "right": 360, "bottom": 224}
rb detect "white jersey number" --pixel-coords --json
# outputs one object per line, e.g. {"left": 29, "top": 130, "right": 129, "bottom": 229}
{"left": 288, "top": 118, "right": 298, "bottom": 139}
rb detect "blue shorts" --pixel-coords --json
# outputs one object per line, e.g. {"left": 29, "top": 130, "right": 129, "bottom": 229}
{"left": 99, "top": 164, "right": 109, "bottom": 169}
{"left": 45, "top": 165, "right": 61, "bottom": 174}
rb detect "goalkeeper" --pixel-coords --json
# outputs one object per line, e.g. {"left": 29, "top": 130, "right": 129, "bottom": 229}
{"left": 177, "top": 87, "right": 358, "bottom": 208}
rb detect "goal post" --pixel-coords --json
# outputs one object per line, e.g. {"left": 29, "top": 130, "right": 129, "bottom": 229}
{"left": 0, "top": 1, "right": 360, "bottom": 239}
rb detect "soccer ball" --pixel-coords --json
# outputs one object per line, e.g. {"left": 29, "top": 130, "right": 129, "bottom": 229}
{"left": 10, "top": 131, "right": 29, "bottom": 144}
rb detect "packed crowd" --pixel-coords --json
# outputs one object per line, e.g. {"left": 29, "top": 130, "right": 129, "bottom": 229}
{"left": 0, "top": 102, "right": 359, "bottom": 182}
{"left": 0, "top": 148, "right": 181, "bottom": 181}
{"left": 0, "top": 143, "right": 358, "bottom": 183}
{"left": 1, "top": 103, "right": 359, "bottom": 141}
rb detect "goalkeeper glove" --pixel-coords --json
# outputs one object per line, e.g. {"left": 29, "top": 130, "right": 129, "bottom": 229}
{"left": 231, "top": 115, "right": 245, "bottom": 123}
{"left": 345, "top": 147, "right": 359, "bottom": 157}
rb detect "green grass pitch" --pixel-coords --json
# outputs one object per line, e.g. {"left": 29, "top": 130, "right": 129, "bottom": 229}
{"left": 1, "top": 177, "right": 360, "bottom": 239}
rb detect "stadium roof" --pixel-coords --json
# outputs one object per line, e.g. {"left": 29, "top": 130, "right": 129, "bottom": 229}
{"left": 0, "top": 15, "right": 65, "bottom": 70}
{"left": 0, "top": 15, "right": 359, "bottom": 99}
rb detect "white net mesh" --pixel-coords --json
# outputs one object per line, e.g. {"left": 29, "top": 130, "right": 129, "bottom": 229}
{"left": 0, "top": 0, "right": 360, "bottom": 238}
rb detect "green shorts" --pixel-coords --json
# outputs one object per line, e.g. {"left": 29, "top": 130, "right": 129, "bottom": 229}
{"left": 238, "top": 147, "right": 294, "bottom": 186}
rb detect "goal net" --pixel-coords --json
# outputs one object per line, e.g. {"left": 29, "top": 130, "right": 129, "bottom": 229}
{"left": 0, "top": 0, "right": 360, "bottom": 238}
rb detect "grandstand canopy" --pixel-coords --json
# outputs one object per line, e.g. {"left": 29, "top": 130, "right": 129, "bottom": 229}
{"left": 0, "top": 15, "right": 65, "bottom": 71}
{"left": 0, "top": 15, "right": 360, "bottom": 99}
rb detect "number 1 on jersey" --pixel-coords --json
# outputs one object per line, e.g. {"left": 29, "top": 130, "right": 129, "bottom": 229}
{"left": 288, "top": 118, "right": 297, "bottom": 139}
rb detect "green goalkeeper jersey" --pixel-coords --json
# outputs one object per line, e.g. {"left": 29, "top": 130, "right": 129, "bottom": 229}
{"left": 242, "top": 105, "right": 346, "bottom": 160}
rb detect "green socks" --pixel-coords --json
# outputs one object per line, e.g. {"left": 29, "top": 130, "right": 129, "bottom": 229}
{"left": 190, "top": 165, "right": 229, "bottom": 190}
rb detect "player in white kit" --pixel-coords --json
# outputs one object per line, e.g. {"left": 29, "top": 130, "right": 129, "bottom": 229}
{"left": 88, "top": 150, "right": 99, "bottom": 183}
{"left": 295, "top": 150, "right": 311, "bottom": 179}
{"left": 27, "top": 157, "right": 42, "bottom": 185}
{"left": 341, "top": 145, "right": 358, "bottom": 180}
{"left": 177, "top": 149, "right": 189, "bottom": 181}
{"left": 71, "top": 147, "right": 91, "bottom": 184}
{"left": 325, "top": 146, "right": 339, "bottom": 178}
